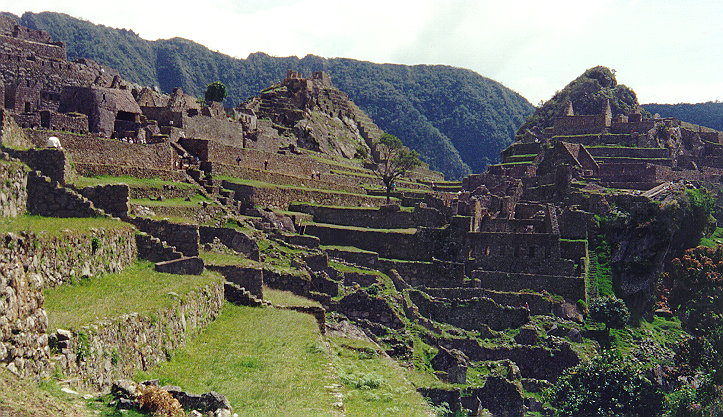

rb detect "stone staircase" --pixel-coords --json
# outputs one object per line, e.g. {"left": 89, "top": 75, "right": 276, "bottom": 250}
{"left": 224, "top": 281, "right": 272, "bottom": 307}
{"left": 135, "top": 232, "right": 184, "bottom": 263}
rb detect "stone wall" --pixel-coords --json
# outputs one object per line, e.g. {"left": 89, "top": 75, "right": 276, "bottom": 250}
{"left": 408, "top": 290, "right": 528, "bottom": 331}
{"left": 79, "top": 184, "right": 129, "bottom": 218}
{"left": 129, "top": 218, "right": 199, "bottom": 257}
{"left": 73, "top": 162, "right": 186, "bottom": 182}
{"left": 53, "top": 280, "right": 224, "bottom": 390}
{"left": 1, "top": 227, "right": 136, "bottom": 289}
{"left": 0, "top": 249, "right": 50, "bottom": 378}
{"left": 24, "top": 130, "right": 178, "bottom": 171}
{"left": 199, "top": 226, "right": 259, "bottom": 260}
{"left": 424, "top": 288, "right": 557, "bottom": 316}
{"left": 224, "top": 181, "right": 390, "bottom": 210}
{"left": 289, "top": 203, "right": 446, "bottom": 229}
{"left": 0, "top": 160, "right": 28, "bottom": 218}
{"left": 472, "top": 270, "right": 585, "bottom": 301}
{"left": 305, "top": 224, "right": 434, "bottom": 261}
{"left": 5, "top": 148, "right": 67, "bottom": 183}
{"left": 0, "top": 108, "right": 33, "bottom": 149}
{"left": 378, "top": 258, "right": 465, "bottom": 288}
{"left": 207, "top": 265, "right": 263, "bottom": 298}
{"left": 26, "top": 172, "right": 99, "bottom": 218}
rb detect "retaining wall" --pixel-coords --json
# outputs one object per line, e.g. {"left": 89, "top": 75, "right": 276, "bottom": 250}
{"left": 0, "top": 160, "right": 28, "bottom": 218}
{"left": 53, "top": 280, "right": 224, "bottom": 390}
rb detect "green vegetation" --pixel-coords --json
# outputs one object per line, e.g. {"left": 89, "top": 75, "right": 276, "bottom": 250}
{"left": 0, "top": 215, "right": 131, "bottom": 236}
{"left": 204, "top": 81, "right": 227, "bottom": 103}
{"left": 547, "top": 352, "right": 663, "bottom": 417}
{"left": 0, "top": 368, "right": 88, "bottom": 417}
{"left": 71, "top": 175, "right": 196, "bottom": 189}
{"left": 21, "top": 11, "right": 535, "bottom": 179}
{"left": 310, "top": 222, "right": 416, "bottom": 234}
{"left": 519, "top": 66, "right": 640, "bottom": 134}
{"left": 700, "top": 227, "right": 723, "bottom": 248}
{"left": 44, "top": 261, "right": 222, "bottom": 331}
{"left": 643, "top": 102, "right": 723, "bottom": 132}
{"left": 329, "top": 336, "right": 433, "bottom": 417}
{"left": 589, "top": 235, "right": 613, "bottom": 297}
{"left": 373, "top": 133, "right": 423, "bottom": 203}
{"left": 138, "top": 303, "right": 337, "bottom": 417}
{"left": 129, "top": 193, "right": 211, "bottom": 207}
{"left": 589, "top": 296, "right": 630, "bottom": 329}
{"left": 263, "top": 287, "right": 322, "bottom": 308}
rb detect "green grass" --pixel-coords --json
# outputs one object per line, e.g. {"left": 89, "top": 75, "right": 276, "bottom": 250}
{"left": 609, "top": 315, "right": 689, "bottom": 362}
{"left": 0, "top": 368, "right": 89, "bottom": 417}
{"left": 129, "top": 193, "right": 211, "bottom": 207}
{"left": 44, "top": 261, "right": 222, "bottom": 331}
{"left": 72, "top": 175, "right": 196, "bottom": 189}
{"left": 590, "top": 238, "right": 614, "bottom": 297}
{"left": 329, "top": 336, "right": 433, "bottom": 417}
{"left": 200, "top": 249, "right": 260, "bottom": 268}
{"left": 699, "top": 227, "right": 723, "bottom": 248}
{"left": 321, "top": 245, "right": 377, "bottom": 254}
{"left": 214, "top": 175, "right": 396, "bottom": 202}
{"left": 138, "top": 303, "right": 337, "bottom": 417}
{"left": 263, "top": 287, "right": 322, "bottom": 308}
{"left": 309, "top": 222, "right": 416, "bottom": 234}
{"left": 0, "top": 215, "right": 131, "bottom": 236}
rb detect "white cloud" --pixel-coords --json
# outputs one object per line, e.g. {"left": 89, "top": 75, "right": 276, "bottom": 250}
{"left": 1, "top": 0, "right": 721, "bottom": 103}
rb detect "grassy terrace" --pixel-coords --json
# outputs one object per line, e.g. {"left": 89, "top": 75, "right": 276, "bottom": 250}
{"left": 263, "top": 287, "right": 322, "bottom": 308}
{"left": 700, "top": 227, "right": 723, "bottom": 247}
{"left": 129, "top": 193, "right": 212, "bottom": 207}
{"left": 321, "top": 244, "right": 377, "bottom": 254}
{"left": 44, "top": 261, "right": 223, "bottom": 332}
{"left": 214, "top": 175, "right": 396, "bottom": 202}
{"left": 71, "top": 175, "right": 196, "bottom": 190}
{"left": 308, "top": 222, "right": 417, "bottom": 234}
{"left": 0, "top": 215, "right": 131, "bottom": 235}
{"left": 139, "top": 303, "right": 338, "bottom": 417}
{"left": 329, "top": 336, "right": 433, "bottom": 417}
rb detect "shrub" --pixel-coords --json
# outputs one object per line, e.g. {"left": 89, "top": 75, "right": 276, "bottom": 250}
{"left": 547, "top": 352, "right": 663, "bottom": 416}
{"left": 138, "top": 385, "right": 184, "bottom": 417}
{"left": 589, "top": 296, "right": 630, "bottom": 329}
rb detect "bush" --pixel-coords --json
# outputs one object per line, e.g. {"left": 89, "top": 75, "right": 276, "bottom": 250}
{"left": 589, "top": 296, "right": 630, "bottom": 329}
{"left": 138, "top": 385, "right": 184, "bottom": 417}
{"left": 547, "top": 352, "right": 663, "bottom": 416}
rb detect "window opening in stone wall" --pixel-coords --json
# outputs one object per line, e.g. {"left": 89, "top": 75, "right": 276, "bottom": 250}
{"left": 116, "top": 111, "right": 136, "bottom": 122}
{"left": 24, "top": 102, "right": 31, "bottom": 113}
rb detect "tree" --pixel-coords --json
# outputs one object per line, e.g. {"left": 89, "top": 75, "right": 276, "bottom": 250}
{"left": 589, "top": 296, "right": 630, "bottom": 329}
{"left": 205, "top": 81, "right": 227, "bottom": 103}
{"left": 372, "top": 133, "right": 422, "bottom": 203}
{"left": 547, "top": 352, "right": 663, "bottom": 417}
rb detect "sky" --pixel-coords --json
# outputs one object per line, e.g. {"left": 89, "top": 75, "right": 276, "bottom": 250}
{"left": 1, "top": 0, "right": 721, "bottom": 105}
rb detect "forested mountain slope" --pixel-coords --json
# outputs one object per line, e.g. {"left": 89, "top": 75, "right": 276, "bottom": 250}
{"left": 17, "top": 11, "right": 534, "bottom": 178}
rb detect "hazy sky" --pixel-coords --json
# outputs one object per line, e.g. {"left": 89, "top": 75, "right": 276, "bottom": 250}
{"left": 2, "top": 0, "right": 721, "bottom": 105}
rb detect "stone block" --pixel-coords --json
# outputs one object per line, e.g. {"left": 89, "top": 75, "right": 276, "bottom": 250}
{"left": 155, "top": 257, "right": 204, "bottom": 275}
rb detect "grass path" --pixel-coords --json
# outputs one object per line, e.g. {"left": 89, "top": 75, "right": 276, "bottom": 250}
{"left": 139, "top": 303, "right": 339, "bottom": 417}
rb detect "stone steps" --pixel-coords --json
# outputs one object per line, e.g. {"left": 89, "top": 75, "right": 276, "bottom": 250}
{"left": 135, "top": 232, "right": 184, "bottom": 263}
{"left": 224, "top": 281, "right": 271, "bottom": 307}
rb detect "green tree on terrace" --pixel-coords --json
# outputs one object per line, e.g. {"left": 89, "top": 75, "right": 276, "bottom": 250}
{"left": 204, "top": 81, "right": 227, "bottom": 103}
{"left": 373, "top": 133, "right": 422, "bottom": 203}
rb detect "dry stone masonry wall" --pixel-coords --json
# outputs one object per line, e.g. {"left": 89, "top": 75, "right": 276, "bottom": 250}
{"left": 0, "top": 160, "right": 28, "bottom": 218}
{"left": 52, "top": 280, "right": 224, "bottom": 390}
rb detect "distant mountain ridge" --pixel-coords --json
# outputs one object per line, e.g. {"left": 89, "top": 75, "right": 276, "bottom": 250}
{"left": 16, "top": 11, "right": 534, "bottom": 179}
{"left": 642, "top": 102, "right": 723, "bottom": 132}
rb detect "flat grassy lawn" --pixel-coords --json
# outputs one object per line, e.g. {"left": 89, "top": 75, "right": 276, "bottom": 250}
{"left": 139, "top": 303, "right": 337, "bottom": 417}
{"left": 72, "top": 175, "right": 196, "bottom": 190}
{"left": 0, "top": 215, "right": 131, "bottom": 235}
{"left": 44, "top": 261, "right": 222, "bottom": 331}
{"left": 129, "top": 193, "right": 211, "bottom": 207}
{"left": 329, "top": 336, "right": 433, "bottom": 417}
{"left": 263, "top": 287, "right": 322, "bottom": 308}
